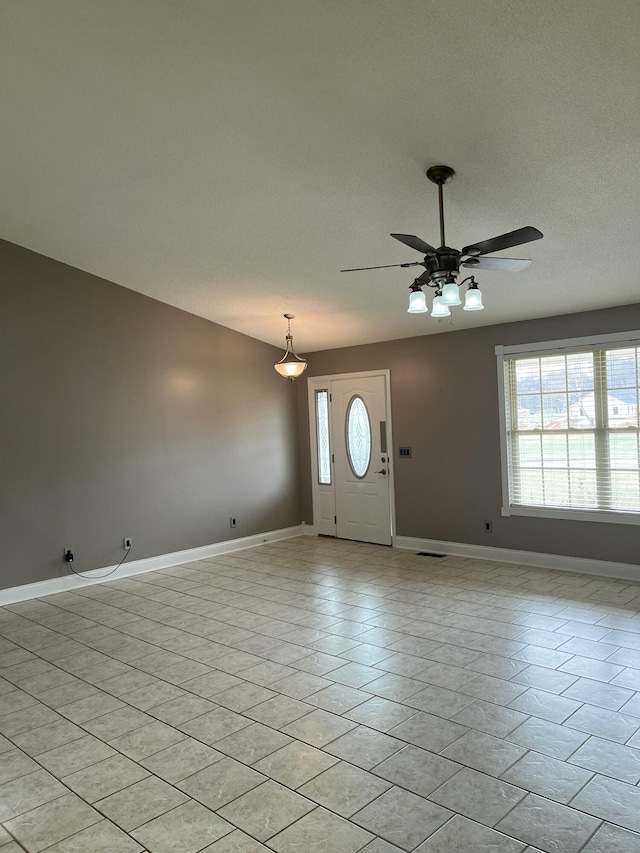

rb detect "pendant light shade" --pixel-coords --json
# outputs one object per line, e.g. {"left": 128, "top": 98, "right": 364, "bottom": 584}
{"left": 407, "top": 285, "right": 428, "bottom": 313}
{"left": 274, "top": 314, "right": 307, "bottom": 381}
{"left": 431, "top": 294, "right": 451, "bottom": 318}
{"left": 440, "top": 281, "right": 462, "bottom": 306}
{"left": 463, "top": 282, "right": 484, "bottom": 311}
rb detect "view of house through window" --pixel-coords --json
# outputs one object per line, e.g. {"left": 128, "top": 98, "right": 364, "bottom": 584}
{"left": 501, "top": 339, "right": 640, "bottom": 518}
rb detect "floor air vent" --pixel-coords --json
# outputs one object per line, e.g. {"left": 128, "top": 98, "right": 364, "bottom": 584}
{"left": 417, "top": 551, "right": 445, "bottom": 558}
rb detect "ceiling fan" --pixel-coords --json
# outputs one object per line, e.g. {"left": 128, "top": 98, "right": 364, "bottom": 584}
{"left": 341, "top": 165, "right": 543, "bottom": 316}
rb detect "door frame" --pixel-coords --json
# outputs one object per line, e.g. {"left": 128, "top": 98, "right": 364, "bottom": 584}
{"left": 307, "top": 369, "right": 397, "bottom": 544}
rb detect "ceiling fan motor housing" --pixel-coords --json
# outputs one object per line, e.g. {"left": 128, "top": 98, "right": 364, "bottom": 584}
{"left": 424, "top": 250, "right": 460, "bottom": 280}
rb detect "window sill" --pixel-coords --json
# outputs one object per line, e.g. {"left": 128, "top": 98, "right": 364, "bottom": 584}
{"left": 502, "top": 505, "right": 640, "bottom": 526}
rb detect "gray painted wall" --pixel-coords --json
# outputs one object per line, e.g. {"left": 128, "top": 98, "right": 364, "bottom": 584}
{"left": 298, "top": 305, "right": 640, "bottom": 566}
{"left": 2, "top": 236, "right": 638, "bottom": 592}
{"left": 0, "top": 240, "right": 301, "bottom": 591}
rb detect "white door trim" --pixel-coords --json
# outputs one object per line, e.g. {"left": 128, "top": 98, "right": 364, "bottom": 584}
{"left": 307, "top": 369, "right": 396, "bottom": 544}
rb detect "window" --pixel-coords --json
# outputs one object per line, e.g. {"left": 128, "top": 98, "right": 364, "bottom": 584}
{"left": 315, "top": 390, "right": 331, "bottom": 484}
{"left": 497, "top": 332, "right": 640, "bottom": 524}
{"left": 346, "top": 395, "right": 371, "bottom": 478}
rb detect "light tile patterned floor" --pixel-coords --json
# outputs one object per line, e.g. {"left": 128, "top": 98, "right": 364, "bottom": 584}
{"left": 1, "top": 537, "right": 640, "bottom": 852}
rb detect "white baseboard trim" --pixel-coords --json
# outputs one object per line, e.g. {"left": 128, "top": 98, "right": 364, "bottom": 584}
{"left": 394, "top": 536, "right": 640, "bottom": 581}
{"left": 300, "top": 522, "right": 316, "bottom": 536}
{"left": 0, "top": 525, "right": 306, "bottom": 606}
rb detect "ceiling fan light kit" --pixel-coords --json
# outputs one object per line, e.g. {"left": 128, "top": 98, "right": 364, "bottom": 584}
{"left": 440, "top": 281, "right": 462, "bottom": 307}
{"left": 431, "top": 294, "right": 451, "bottom": 319}
{"left": 407, "top": 284, "right": 428, "bottom": 313}
{"left": 463, "top": 281, "right": 484, "bottom": 311}
{"left": 274, "top": 313, "right": 307, "bottom": 381}
{"left": 341, "top": 165, "right": 543, "bottom": 321}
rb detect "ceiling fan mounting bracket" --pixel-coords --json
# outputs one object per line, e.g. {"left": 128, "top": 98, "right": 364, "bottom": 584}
{"left": 426, "top": 165, "right": 455, "bottom": 185}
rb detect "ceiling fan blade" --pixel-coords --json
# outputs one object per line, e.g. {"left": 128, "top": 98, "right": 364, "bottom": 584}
{"left": 390, "top": 234, "right": 438, "bottom": 255}
{"left": 462, "top": 226, "right": 543, "bottom": 257}
{"left": 462, "top": 257, "right": 532, "bottom": 272}
{"left": 340, "top": 261, "right": 423, "bottom": 272}
{"left": 416, "top": 270, "right": 432, "bottom": 285}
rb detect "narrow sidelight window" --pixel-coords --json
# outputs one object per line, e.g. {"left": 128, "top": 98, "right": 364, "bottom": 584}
{"left": 315, "top": 390, "right": 331, "bottom": 484}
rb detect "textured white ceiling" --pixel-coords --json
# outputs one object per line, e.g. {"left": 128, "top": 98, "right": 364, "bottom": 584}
{"left": 2, "top": 1, "right": 640, "bottom": 351}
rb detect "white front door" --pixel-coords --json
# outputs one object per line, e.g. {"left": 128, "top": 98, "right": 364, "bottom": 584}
{"left": 308, "top": 371, "right": 393, "bottom": 546}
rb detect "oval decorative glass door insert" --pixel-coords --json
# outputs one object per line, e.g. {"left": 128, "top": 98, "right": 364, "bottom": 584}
{"left": 346, "top": 395, "right": 372, "bottom": 478}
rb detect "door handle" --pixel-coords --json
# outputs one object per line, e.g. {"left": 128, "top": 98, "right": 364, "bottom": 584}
{"left": 374, "top": 468, "right": 387, "bottom": 475}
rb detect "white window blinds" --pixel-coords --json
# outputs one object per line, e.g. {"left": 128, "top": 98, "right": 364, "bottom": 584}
{"left": 499, "top": 337, "right": 640, "bottom": 520}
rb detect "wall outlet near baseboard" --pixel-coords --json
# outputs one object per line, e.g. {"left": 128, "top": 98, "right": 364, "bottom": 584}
{"left": 230, "top": 517, "right": 237, "bottom": 528}
{"left": 484, "top": 520, "right": 493, "bottom": 533}
{"left": 123, "top": 537, "right": 133, "bottom": 550}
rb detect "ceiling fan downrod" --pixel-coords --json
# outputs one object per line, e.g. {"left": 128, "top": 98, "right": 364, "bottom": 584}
{"left": 426, "top": 165, "right": 455, "bottom": 249}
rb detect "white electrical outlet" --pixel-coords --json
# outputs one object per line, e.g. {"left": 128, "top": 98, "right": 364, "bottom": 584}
{"left": 123, "top": 537, "right": 133, "bottom": 550}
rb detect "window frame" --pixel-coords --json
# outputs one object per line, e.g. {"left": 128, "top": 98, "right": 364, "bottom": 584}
{"left": 496, "top": 330, "right": 640, "bottom": 526}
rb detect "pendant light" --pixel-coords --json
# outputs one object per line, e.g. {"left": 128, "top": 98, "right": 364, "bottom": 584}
{"left": 274, "top": 314, "right": 307, "bottom": 381}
